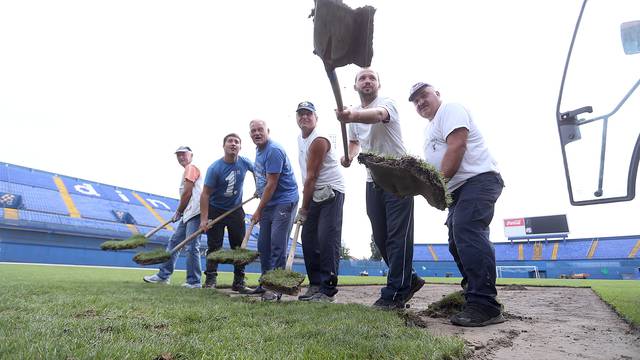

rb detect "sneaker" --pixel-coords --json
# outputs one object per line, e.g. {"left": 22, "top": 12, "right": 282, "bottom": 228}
{"left": 248, "top": 285, "right": 266, "bottom": 295}
{"left": 298, "top": 285, "right": 320, "bottom": 301}
{"left": 203, "top": 277, "right": 216, "bottom": 289}
{"left": 309, "top": 292, "right": 335, "bottom": 303}
{"left": 404, "top": 276, "right": 426, "bottom": 303}
{"left": 372, "top": 297, "right": 405, "bottom": 310}
{"left": 182, "top": 283, "right": 201, "bottom": 289}
{"left": 143, "top": 274, "right": 169, "bottom": 284}
{"left": 450, "top": 303, "right": 506, "bottom": 327}
{"left": 261, "top": 290, "right": 282, "bottom": 302}
{"left": 231, "top": 283, "right": 255, "bottom": 294}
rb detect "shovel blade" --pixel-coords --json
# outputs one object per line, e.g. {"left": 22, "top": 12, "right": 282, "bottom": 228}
{"left": 313, "top": 0, "right": 375, "bottom": 69}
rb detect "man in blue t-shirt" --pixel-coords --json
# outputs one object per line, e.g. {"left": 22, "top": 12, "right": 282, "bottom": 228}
{"left": 199, "top": 133, "right": 255, "bottom": 293}
{"left": 249, "top": 119, "right": 299, "bottom": 301}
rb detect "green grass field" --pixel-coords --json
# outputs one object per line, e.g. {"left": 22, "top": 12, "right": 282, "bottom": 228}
{"left": 0, "top": 264, "right": 637, "bottom": 359}
{"left": 0, "top": 264, "right": 465, "bottom": 360}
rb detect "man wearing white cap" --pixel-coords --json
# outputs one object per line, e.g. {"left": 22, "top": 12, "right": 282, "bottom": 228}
{"left": 409, "top": 82, "right": 504, "bottom": 327}
{"left": 143, "top": 146, "right": 204, "bottom": 288}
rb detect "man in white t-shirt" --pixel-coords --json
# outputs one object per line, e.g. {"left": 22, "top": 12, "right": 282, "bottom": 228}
{"left": 294, "top": 101, "right": 345, "bottom": 303}
{"left": 143, "top": 146, "right": 204, "bottom": 288}
{"left": 409, "top": 82, "right": 505, "bottom": 327}
{"left": 337, "top": 68, "right": 425, "bottom": 309}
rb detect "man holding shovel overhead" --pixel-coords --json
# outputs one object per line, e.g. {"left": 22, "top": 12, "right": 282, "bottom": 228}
{"left": 336, "top": 68, "right": 425, "bottom": 309}
{"left": 294, "top": 101, "right": 345, "bottom": 303}
{"left": 199, "top": 133, "right": 255, "bottom": 293}
{"left": 409, "top": 82, "right": 504, "bottom": 326}
{"left": 143, "top": 146, "right": 203, "bottom": 288}
{"left": 249, "top": 119, "right": 299, "bottom": 301}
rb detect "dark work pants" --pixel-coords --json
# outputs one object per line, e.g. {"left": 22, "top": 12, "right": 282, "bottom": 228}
{"left": 205, "top": 206, "right": 246, "bottom": 285}
{"left": 366, "top": 182, "right": 416, "bottom": 302}
{"left": 301, "top": 190, "right": 344, "bottom": 297}
{"left": 446, "top": 172, "right": 504, "bottom": 311}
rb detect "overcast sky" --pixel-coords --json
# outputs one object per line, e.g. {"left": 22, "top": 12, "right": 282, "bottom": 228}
{"left": 2, "top": 1, "right": 639, "bottom": 258}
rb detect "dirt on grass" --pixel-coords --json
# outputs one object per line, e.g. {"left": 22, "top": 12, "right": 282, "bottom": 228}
{"left": 222, "top": 283, "right": 640, "bottom": 359}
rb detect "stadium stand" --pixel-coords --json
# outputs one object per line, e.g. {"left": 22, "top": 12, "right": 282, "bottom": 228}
{"left": 0, "top": 162, "right": 302, "bottom": 269}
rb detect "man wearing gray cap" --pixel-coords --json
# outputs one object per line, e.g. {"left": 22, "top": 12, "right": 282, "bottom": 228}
{"left": 144, "top": 146, "right": 204, "bottom": 288}
{"left": 295, "top": 101, "right": 345, "bottom": 303}
{"left": 409, "top": 82, "right": 505, "bottom": 327}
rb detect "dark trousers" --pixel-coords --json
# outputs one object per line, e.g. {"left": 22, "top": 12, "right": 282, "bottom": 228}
{"left": 204, "top": 206, "right": 246, "bottom": 284}
{"left": 302, "top": 190, "right": 344, "bottom": 297}
{"left": 366, "top": 182, "right": 416, "bottom": 302}
{"left": 446, "top": 172, "right": 504, "bottom": 311}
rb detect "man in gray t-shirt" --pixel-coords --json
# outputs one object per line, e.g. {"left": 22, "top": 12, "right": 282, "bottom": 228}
{"left": 337, "top": 68, "right": 425, "bottom": 309}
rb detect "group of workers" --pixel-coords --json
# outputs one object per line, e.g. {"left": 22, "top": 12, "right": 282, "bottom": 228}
{"left": 142, "top": 67, "right": 505, "bottom": 327}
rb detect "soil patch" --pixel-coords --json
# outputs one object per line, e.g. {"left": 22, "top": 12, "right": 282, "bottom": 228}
{"left": 219, "top": 284, "right": 640, "bottom": 359}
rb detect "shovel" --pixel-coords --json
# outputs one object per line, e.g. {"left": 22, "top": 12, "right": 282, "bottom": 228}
{"left": 311, "top": 0, "right": 376, "bottom": 160}
{"left": 100, "top": 219, "right": 173, "bottom": 251}
{"left": 206, "top": 220, "right": 260, "bottom": 266}
{"left": 133, "top": 195, "right": 258, "bottom": 266}
{"left": 260, "top": 221, "right": 305, "bottom": 296}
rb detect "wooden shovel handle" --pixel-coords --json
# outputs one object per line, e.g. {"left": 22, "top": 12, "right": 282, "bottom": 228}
{"left": 144, "top": 218, "right": 174, "bottom": 238}
{"left": 169, "top": 195, "right": 258, "bottom": 255}
{"left": 326, "top": 67, "right": 349, "bottom": 162}
{"left": 285, "top": 221, "right": 302, "bottom": 271}
{"left": 240, "top": 221, "right": 256, "bottom": 249}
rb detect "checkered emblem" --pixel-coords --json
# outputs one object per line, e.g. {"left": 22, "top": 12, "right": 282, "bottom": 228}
{"left": 0, "top": 193, "right": 15, "bottom": 205}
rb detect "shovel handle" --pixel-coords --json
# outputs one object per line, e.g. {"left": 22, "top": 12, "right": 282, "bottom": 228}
{"left": 285, "top": 221, "right": 302, "bottom": 271}
{"left": 144, "top": 218, "right": 174, "bottom": 238}
{"left": 169, "top": 195, "right": 258, "bottom": 255}
{"left": 240, "top": 221, "right": 256, "bottom": 249}
{"left": 326, "top": 68, "right": 350, "bottom": 162}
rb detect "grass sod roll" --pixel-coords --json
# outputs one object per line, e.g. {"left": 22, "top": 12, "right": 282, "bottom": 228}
{"left": 357, "top": 153, "right": 452, "bottom": 210}
{"left": 100, "top": 234, "right": 148, "bottom": 251}
{"left": 260, "top": 268, "right": 306, "bottom": 296}
{"left": 132, "top": 248, "right": 171, "bottom": 266}
{"left": 206, "top": 248, "right": 259, "bottom": 266}
{"left": 419, "top": 290, "right": 465, "bottom": 318}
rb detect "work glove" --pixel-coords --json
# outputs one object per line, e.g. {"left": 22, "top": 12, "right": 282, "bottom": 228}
{"left": 295, "top": 208, "right": 308, "bottom": 224}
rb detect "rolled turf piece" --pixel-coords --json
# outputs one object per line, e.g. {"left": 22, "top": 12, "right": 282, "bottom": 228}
{"left": 132, "top": 248, "right": 171, "bottom": 266}
{"left": 207, "top": 248, "right": 260, "bottom": 266}
{"left": 357, "top": 153, "right": 452, "bottom": 210}
{"left": 100, "top": 234, "right": 148, "bottom": 251}
{"left": 259, "top": 268, "right": 306, "bottom": 296}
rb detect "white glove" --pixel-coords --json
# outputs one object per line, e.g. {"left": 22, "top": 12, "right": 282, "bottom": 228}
{"left": 295, "top": 208, "right": 308, "bottom": 224}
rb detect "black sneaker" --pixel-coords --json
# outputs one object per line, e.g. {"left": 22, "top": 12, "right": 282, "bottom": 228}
{"left": 231, "top": 283, "right": 255, "bottom": 294}
{"left": 203, "top": 276, "right": 216, "bottom": 289}
{"left": 404, "top": 276, "right": 425, "bottom": 303}
{"left": 248, "top": 285, "right": 266, "bottom": 295}
{"left": 450, "top": 303, "right": 505, "bottom": 327}
{"left": 372, "top": 297, "right": 405, "bottom": 310}
{"left": 298, "top": 285, "right": 320, "bottom": 301}
{"left": 261, "top": 290, "right": 282, "bottom": 302}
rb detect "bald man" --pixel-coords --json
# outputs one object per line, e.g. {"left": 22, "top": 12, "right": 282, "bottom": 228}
{"left": 248, "top": 119, "right": 299, "bottom": 301}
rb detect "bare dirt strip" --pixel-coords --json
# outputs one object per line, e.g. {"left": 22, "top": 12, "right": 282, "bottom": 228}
{"left": 222, "top": 284, "right": 640, "bottom": 359}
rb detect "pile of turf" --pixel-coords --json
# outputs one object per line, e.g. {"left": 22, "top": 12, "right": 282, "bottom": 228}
{"left": 207, "top": 248, "right": 259, "bottom": 266}
{"left": 100, "top": 234, "right": 148, "bottom": 251}
{"left": 418, "top": 290, "right": 465, "bottom": 318}
{"left": 132, "top": 248, "right": 171, "bottom": 266}
{"left": 259, "top": 269, "right": 306, "bottom": 296}
{"left": 357, "top": 153, "right": 452, "bottom": 210}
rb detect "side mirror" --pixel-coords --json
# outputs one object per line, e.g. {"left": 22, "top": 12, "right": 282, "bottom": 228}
{"left": 621, "top": 20, "right": 640, "bottom": 55}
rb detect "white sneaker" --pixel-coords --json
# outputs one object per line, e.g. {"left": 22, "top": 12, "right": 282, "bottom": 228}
{"left": 143, "top": 274, "right": 169, "bottom": 284}
{"left": 182, "top": 283, "right": 201, "bottom": 289}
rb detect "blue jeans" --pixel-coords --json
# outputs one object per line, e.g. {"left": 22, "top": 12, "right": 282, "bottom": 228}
{"left": 446, "top": 172, "right": 504, "bottom": 311}
{"left": 366, "top": 182, "right": 417, "bottom": 302}
{"left": 258, "top": 201, "right": 298, "bottom": 274}
{"left": 157, "top": 215, "right": 202, "bottom": 285}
